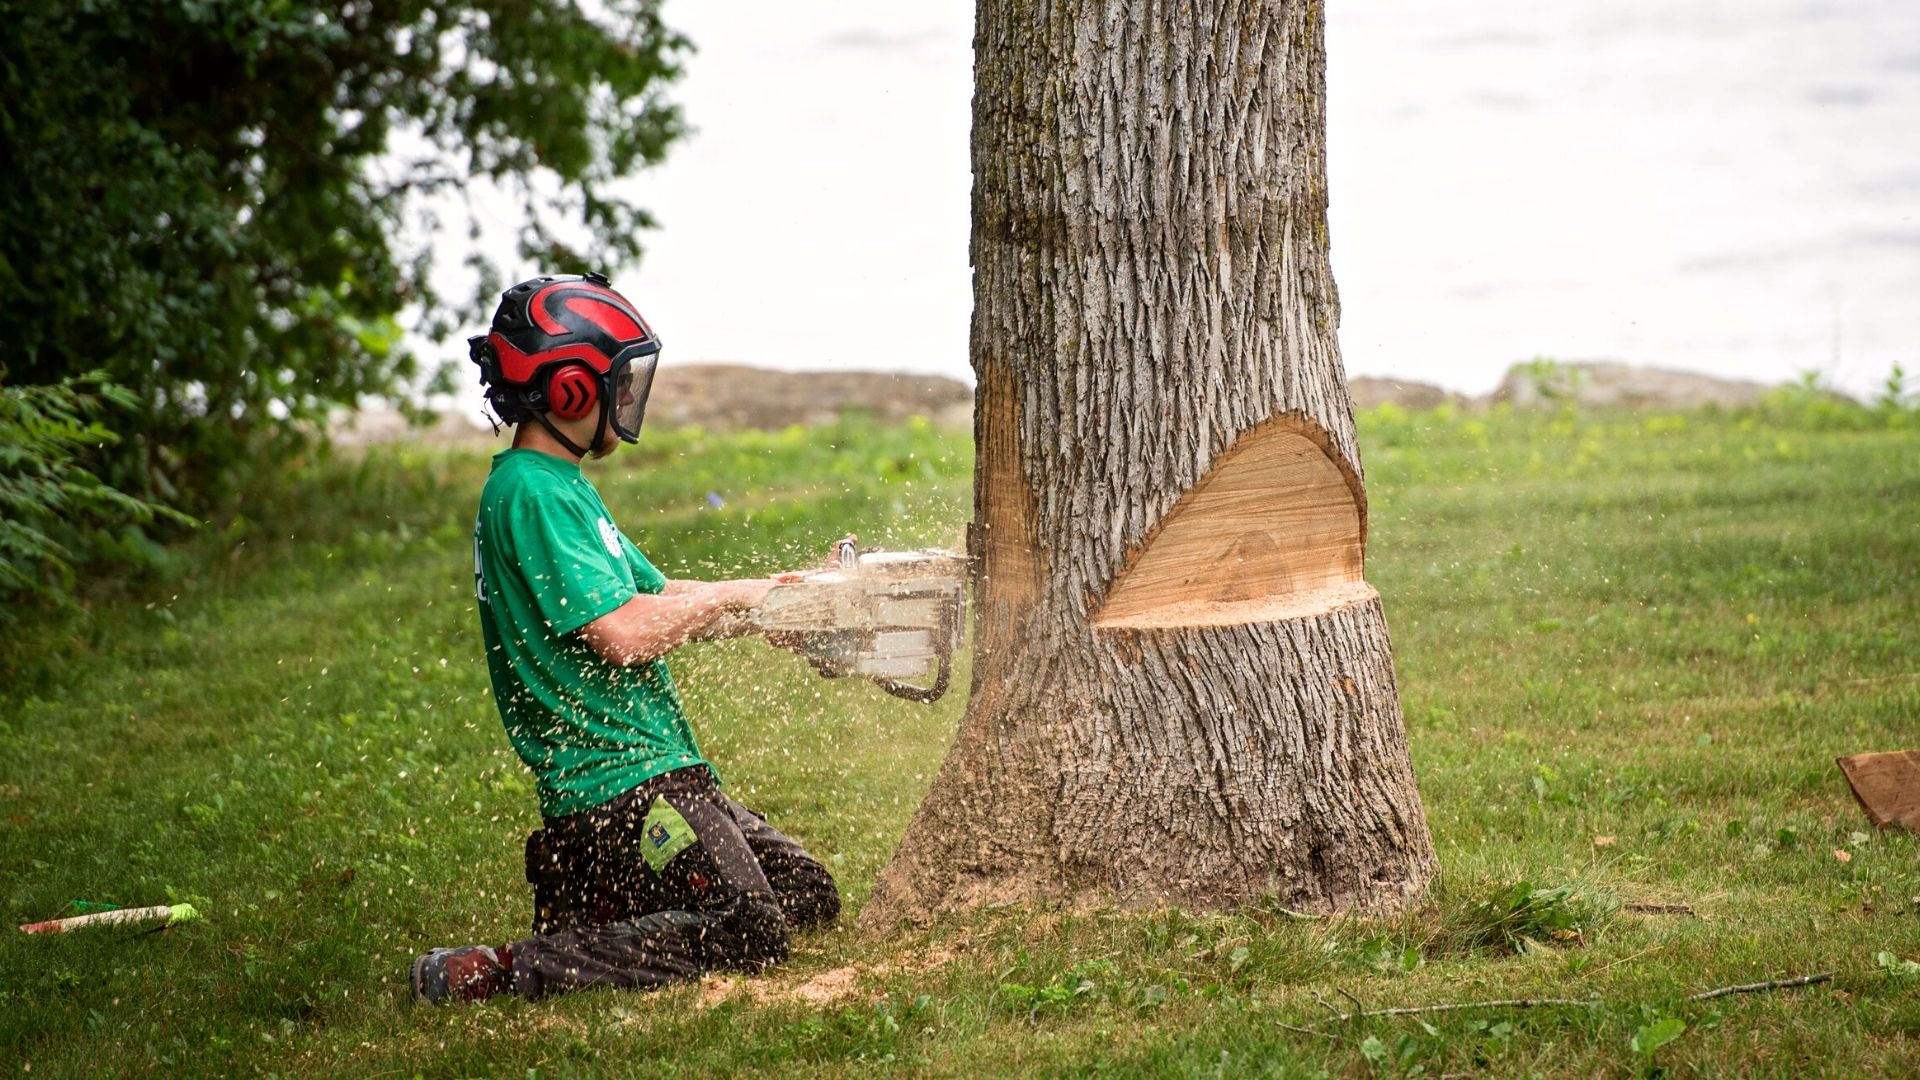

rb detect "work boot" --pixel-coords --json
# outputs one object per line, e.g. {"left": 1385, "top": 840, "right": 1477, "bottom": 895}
{"left": 410, "top": 943, "right": 513, "bottom": 1005}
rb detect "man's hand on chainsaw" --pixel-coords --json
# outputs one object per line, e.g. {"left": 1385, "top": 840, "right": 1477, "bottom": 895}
{"left": 763, "top": 534, "right": 863, "bottom": 675}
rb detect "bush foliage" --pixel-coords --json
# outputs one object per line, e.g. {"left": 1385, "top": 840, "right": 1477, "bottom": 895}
{"left": 0, "top": 0, "right": 689, "bottom": 509}
{"left": 0, "top": 374, "right": 192, "bottom": 619}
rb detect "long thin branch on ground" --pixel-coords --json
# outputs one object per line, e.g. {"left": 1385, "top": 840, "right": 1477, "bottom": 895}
{"left": 1316, "top": 972, "right": 1834, "bottom": 1024}
{"left": 1335, "top": 986, "right": 1366, "bottom": 1015}
{"left": 1685, "top": 972, "right": 1833, "bottom": 1001}
{"left": 1327, "top": 996, "right": 1604, "bottom": 1022}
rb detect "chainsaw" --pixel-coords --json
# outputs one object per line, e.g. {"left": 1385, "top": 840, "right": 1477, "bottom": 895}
{"left": 743, "top": 541, "right": 968, "bottom": 703}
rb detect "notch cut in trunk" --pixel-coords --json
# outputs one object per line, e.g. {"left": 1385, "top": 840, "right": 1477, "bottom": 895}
{"left": 1093, "top": 414, "right": 1372, "bottom": 629}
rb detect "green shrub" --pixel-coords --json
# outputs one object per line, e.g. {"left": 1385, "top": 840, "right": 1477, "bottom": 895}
{"left": 1440, "top": 879, "right": 1617, "bottom": 955}
{"left": 1755, "top": 366, "right": 1917, "bottom": 431}
{"left": 0, "top": 373, "right": 192, "bottom": 620}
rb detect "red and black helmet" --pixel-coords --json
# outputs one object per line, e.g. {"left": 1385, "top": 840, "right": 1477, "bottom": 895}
{"left": 469, "top": 271, "right": 661, "bottom": 449}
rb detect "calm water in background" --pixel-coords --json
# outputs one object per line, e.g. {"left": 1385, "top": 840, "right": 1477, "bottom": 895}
{"left": 440, "top": 1, "right": 1920, "bottom": 401}
{"left": 1329, "top": 0, "right": 1920, "bottom": 396}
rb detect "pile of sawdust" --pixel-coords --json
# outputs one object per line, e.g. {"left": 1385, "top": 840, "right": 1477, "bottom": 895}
{"left": 696, "top": 947, "right": 958, "bottom": 1009}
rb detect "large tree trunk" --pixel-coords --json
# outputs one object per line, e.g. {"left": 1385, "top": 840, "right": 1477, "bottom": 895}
{"left": 861, "top": 0, "right": 1435, "bottom": 930}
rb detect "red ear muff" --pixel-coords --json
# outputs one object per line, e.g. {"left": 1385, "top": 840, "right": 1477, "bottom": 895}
{"left": 547, "top": 365, "right": 599, "bottom": 420}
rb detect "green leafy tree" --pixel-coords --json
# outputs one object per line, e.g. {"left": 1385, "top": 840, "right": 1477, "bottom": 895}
{"left": 0, "top": 0, "right": 689, "bottom": 506}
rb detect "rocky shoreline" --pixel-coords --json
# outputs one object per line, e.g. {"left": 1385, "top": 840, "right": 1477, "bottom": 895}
{"left": 333, "top": 361, "right": 1810, "bottom": 446}
{"left": 1350, "top": 361, "right": 1780, "bottom": 412}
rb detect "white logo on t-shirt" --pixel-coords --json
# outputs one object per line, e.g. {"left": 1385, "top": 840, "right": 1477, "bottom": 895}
{"left": 597, "top": 517, "right": 623, "bottom": 559}
{"left": 473, "top": 528, "right": 489, "bottom": 605}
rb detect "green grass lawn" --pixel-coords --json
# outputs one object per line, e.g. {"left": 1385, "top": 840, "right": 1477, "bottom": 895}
{"left": 3, "top": 402, "right": 1917, "bottom": 1077}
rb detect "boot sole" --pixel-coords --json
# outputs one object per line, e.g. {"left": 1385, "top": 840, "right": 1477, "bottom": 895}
{"left": 409, "top": 952, "right": 435, "bottom": 1004}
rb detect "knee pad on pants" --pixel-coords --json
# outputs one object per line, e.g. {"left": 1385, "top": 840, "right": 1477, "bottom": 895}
{"left": 717, "top": 893, "right": 792, "bottom": 970}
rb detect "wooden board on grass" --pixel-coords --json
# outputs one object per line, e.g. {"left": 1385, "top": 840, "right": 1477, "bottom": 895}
{"left": 1837, "top": 751, "right": 1920, "bottom": 831}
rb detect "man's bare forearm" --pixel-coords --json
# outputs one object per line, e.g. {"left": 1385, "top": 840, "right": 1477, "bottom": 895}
{"left": 580, "top": 580, "right": 771, "bottom": 665}
{"left": 675, "top": 580, "right": 762, "bottom": 642}
{"left": 664, "top": 579, "right": 764, "bottom": 641}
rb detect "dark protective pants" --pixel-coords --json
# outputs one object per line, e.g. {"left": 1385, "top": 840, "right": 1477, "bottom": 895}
{"left": 509, "top": 765, "right": 840, "bottom": 999}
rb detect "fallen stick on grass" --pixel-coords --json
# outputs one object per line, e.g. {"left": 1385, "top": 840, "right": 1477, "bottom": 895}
{"left": 1317, "top": 972, "right": 1834, "bottom": 1023}
{"left": 1684, "top": 972, "right": 1834, "bottom": 1002}
{"left": 1326, "top": 995, "right": 1603, "bottom": 1021}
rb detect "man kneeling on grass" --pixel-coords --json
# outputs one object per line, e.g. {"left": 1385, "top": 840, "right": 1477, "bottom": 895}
{"left": 410, "top": 272, "right": 840, "bottom": 1004}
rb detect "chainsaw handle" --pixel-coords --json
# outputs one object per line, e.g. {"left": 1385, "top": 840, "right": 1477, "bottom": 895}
{"left": 874, "top": 651, "right": 951, "bottom": 704}
{"left": 873, "top": 571, "right": 962, "bottom": 704}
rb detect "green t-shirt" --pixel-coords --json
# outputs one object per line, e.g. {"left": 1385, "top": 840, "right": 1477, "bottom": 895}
{"left": 473, "top": 448, "right": 711, "bottom": 817}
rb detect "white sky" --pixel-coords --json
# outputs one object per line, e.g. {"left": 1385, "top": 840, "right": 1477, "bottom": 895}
{"left": 436, "top": 0, "right": 1920, "bottom": 400}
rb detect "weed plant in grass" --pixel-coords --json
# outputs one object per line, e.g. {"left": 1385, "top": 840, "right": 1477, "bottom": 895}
{"left": 2, "top": 404, "right": 1917, "bottom": 1077}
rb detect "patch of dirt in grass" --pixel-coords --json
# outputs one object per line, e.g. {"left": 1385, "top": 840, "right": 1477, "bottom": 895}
{"left": 698, "top": 975, "right": 742, "bottom": 1007}
{"left": 696, "top": 946, "right": 961, "bottom": 1009}
{"left": 532, "top": 1012, "right": 594, "bottom": 1036}
{"left": 783, "top": 966, "right": 864, "bottom": 1005}
{"left": 695, "top": 967, "right": 863, "bottom": 1008}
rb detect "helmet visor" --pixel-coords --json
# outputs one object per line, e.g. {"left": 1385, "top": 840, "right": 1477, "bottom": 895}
{"left": 610, "top": 352, "right": 657, "bottom": 442}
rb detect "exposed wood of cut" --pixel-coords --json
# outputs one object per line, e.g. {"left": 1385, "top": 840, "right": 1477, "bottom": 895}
{"left": 1094, "top": 415, "right": 1369, "bottom": 629}
{"left": 1837, "top": 751, "right": 1920, "bottom": 830}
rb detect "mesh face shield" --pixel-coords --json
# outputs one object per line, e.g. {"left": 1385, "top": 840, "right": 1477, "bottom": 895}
{"left": 609, "top": 351, "right": 658, "bottom": 443}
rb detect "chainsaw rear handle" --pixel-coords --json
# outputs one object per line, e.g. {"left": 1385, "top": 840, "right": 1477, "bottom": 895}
{"left": 875, "top": 566, "right": 963, "bottom": 703}
{"left": 874, "top": 653, "right": 951, "bottom": 704}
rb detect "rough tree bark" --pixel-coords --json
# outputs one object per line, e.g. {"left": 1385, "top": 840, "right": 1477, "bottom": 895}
{"left": 860, "top": 0, "right": 1436, "bottom": 929}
